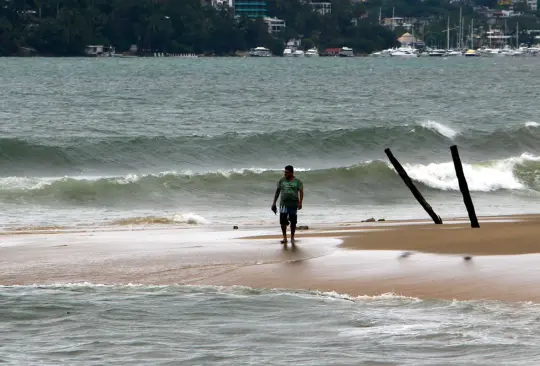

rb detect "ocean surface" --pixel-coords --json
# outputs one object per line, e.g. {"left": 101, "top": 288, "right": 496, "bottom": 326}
{"left": 2, "top": 57, "right": 540, "bottom": 365}
{"left": 2, "top": 57, "right": 540, "bottom": 229}
{"left": 2, "top": 285, "right": 540, "bottom": 365}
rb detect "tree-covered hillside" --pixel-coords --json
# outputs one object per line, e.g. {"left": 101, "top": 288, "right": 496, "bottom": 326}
{"left": 0, "top": 0, "right": 538, "bottom": 56}
{"left": 0, "top": 0, "right": 396, "bottom": 55}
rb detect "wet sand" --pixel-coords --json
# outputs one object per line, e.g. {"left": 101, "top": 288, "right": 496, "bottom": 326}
{"left": 248, "top": 215, "right": 540, "bottom": 255}
{"left": 3, "top": 215, "right": 540, "bottom": 301}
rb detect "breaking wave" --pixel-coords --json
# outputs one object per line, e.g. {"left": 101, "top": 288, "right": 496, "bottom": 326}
{"left": 109, "top": 213, "right": 209, "bottom": 226}
{"left": 3, "top": 122, "right": 540, "bottom": 174}
{"left": 1, "top": 154, "right": 540, "bottom": 207}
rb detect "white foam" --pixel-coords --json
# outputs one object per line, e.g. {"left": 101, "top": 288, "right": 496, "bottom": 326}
{"left": 525, "top": 121, "right": 540, "bottom": 128}
{"left": 172, "top": 212, "right": 210, "bottom": 225}
{"left": 199, "top": 167, "right": 309, "bottom": 178}
{"left": 0, "top": 176, "right": 38, "bottom": 190}
{"left": 420, "top": 120, "right": 459, "bottom": 139}
{"left": 309, "top": 290, "right": 421, "bottom": 302}
{"left": 0, "top": 175, "right": 109, "bottom": 190}
{"left": 0, "top": 283, "right": 422, "bottom": 302}
{"left": 0, "top": 168, "right": 314, "bottom": 189}
{"left": 401, "top": 153, "right": 540, "bottom": 192}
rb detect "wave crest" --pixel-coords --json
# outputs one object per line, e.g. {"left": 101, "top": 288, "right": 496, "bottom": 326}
{"left": 420, "top": 120, "right": 459, "bottom": 139}
{"left": 1, "top": 154, "right": 540, "bottom": 207}
{"left": 109, "top": 213, "right": 209, "bottom": 226}
{"left": 403, "top": 157, "right": 528, "bottom": 191}
{"left": 5, "top": 122, "right": 540, "bottom": 174}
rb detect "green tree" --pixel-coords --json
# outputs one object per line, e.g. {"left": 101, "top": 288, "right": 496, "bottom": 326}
{"left": 2, "top": 0, "right": 533, "bottom": 56}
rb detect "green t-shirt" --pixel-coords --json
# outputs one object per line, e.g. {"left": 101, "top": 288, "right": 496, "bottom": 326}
{"left": 278, "top": 177, "right": 303, "bottom": 207}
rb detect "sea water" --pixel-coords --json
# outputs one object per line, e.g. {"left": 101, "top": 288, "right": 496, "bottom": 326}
{"left": 2, "top": 57, "right": 540, "bottom": 365}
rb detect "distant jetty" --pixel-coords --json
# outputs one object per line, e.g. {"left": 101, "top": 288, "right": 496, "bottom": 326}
{"left": 152, "top": 53, "right": 199, "bottom": 58}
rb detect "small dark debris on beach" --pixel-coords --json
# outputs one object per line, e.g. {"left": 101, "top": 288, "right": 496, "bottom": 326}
{"left": 362, "top": 217, "right": 376, "bottom": 222}
{"left": 233, "top": 225, "right": 239, "bottom": 230}
{"left": 399, "top": 251, "right": 412, "bottom": 258}
{"left": 464, "top": 256, "right": 472, "bottom": 261}
{"left": 297, "top": 225, "right": 309, "bottom": 230}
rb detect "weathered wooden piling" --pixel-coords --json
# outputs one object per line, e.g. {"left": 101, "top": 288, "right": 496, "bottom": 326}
{"left": 450, "top": 145, "right": 480, "bottom": 228}
{"left": 384, "top": 148, "right": 443, "bottom": 224}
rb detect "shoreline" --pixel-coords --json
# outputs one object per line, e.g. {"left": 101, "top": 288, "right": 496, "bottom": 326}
{"left": 1, "top": 212, "right": 533, "bottom": 235}
{"left": 3, "top": 54, "right": 371, "bottom": 58}
{"left": 245, "top": 214, "right": 540, "bottom": 256}
{"left": 3, "top": 213, "right": 540, "bottom": 301}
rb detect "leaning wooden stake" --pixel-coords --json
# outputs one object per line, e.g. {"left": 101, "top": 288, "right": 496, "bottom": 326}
{"left": 384, "top": 148, "right": 442, "bottom": 224}
{"left": 450, "top": 145, "right": 480, "bottom": 228}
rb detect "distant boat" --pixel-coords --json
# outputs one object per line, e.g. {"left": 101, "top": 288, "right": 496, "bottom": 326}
{"left": 293, "top": 50, "right": 305, "bottom": 57}
{"left": 370, "top": 48, "right": 394, "bottom": 57}
{"left": 428, "top": 49, "right": 447, "bottom": 57}
{"left": 305, "top": 48, "right": 319, "bottom": 57}
{"left": 464, "top": 49, "right": 480, "bottom": 57}
{"left": 446, "top": 50, "right": 462, "bottom": 56}
{"left": 339, "top": 47, "right": 354, "bottom": 57}
{"left": 283, "top": 48, "right": 294, "bottom": 57}
{"left": 389, "top": 46, "right": 418, "bottom": 57}
{"left": 249, "top": 47, "right": 272, "bottom": 57}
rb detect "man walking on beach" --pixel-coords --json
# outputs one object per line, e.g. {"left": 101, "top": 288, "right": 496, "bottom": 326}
{"left": 271, "top": 165, "right": 303, "bottom": 247}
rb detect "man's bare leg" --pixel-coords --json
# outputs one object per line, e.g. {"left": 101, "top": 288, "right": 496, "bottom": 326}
{"left": 280, "top": 224, "right": 287, "bottom": 246}
{"left": 290, "top": 222, "right": 296, "bottom": 247}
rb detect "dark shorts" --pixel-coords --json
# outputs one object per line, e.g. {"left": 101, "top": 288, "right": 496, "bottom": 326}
{"left": 279, "top": 205, "right": 298, "bottom": 226}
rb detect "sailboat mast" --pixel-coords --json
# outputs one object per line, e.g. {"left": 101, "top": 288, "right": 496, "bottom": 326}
{"left": 516, "top": 22, "right": 519, "bottom": 47}
{"left": 392, "top": 7, "right": 395, "bottom": 31}
{"left": 447, "top": 16, "right": 450, "bottom": 50}
{"left": 471, "top": 18, "right": 474, "bottom": 49}
{"left": 458, "top": 7, "right": 462, "bottom": 49}
{"left": 462, "top": 17, "right": 465, "bottom": 49}
{"left": 504, "top": 19, "right": 508, "bottom": 47}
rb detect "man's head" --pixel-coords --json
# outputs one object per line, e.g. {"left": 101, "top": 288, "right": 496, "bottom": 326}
{"left": 284, "top": 165, "right": 294, "bottom": 179}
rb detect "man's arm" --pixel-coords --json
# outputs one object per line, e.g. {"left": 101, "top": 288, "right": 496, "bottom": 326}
{"left": 271, "top": 180, "right": 281, "bottom": 213}
{"left": 272, "top": 187, "right": 281, "bottom": 206}
{"left": 298, "top": 180, "right": 304, "bottom": 209}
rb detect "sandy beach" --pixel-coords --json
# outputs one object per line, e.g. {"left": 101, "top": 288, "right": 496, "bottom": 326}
{"left": 247, "top": 214, "right": 540, "bottom": 255}
{"left": 3, "top": 215, "right": 540, "bottom": 302}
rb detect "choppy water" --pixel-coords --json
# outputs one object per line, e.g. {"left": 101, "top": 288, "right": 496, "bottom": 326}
{"left": 2, "top": 57, "right": 540, "bottom": 365}
{"left": 2, "top": 57, "right": 540, "bottom": 229}
{"left": 2, "top": 285, "right": 540, "bottom": 365}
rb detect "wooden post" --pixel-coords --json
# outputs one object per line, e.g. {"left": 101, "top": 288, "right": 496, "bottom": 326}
{"left": 384, "top": 148, "right": 442, "bottom": 224}
{"left": 450, "top": 145, "right": 480, "bottom": 228}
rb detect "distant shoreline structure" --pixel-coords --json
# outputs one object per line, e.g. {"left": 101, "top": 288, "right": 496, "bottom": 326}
{"left": 5, "top": 47, "right": 540, "bottom": 58}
